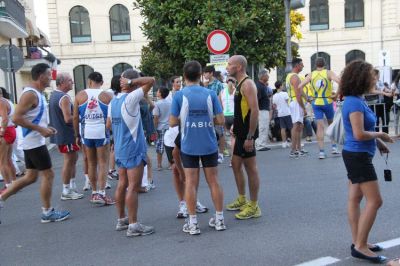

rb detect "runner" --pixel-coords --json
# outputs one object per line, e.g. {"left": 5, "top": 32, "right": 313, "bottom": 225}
{"left": 286, "top": 58, "right": 306, "bottom": 158}
{"left": 0, "top": 87, "right": 16, "bottom": 194}
{"left": 298, "top": 57, "right": 341, "bottom": 159}
{"left": 107, "top": 69, "right": 155, "bottom": 237}
{"left": 73, "top": 71, "right": 114, "bottom": 206}
{"left": 0, "top": 63, "right": 70, "bottom": 223}
{"left": 225, "top": 55, "right": 262, "bottom": 220}
{"left": 170, "top": 60, "right": 226, "bottom": 235}
{"left": 49, "top": 73, "right": 83, "bottom": 200}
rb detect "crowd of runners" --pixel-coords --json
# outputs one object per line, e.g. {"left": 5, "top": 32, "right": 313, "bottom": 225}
{"left": 0, "top": 55, "right": 399, "bottom": 264}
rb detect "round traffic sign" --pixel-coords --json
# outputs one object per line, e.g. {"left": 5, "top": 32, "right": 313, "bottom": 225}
{"left": 206, "top": 30, "right": 231, "bottom": 55}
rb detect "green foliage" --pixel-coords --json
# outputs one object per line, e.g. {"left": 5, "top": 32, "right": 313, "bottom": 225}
{"left": 135, "top": 0, "right": 288, "bottom": 79}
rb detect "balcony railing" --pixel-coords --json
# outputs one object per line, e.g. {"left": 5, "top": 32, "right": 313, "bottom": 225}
{"left": 0, "top": 0, "right": 27, "bottom": 38}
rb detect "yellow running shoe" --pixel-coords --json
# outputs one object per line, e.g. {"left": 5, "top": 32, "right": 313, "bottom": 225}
{"left": 226, "top": 197, "right": 247, "bottom": 211}
{"left": 235, "top": 204, "right": 262, "bottom": 220}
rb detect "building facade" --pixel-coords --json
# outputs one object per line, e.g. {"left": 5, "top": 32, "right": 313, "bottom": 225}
{"left": 47, "top": 0, "right": 147, "bottom": 92}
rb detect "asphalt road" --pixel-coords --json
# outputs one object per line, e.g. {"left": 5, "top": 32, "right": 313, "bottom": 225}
{"left": 1, "top": 141, "right": 400, "bottom": 266}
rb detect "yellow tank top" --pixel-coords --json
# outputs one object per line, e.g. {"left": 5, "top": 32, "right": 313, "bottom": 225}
{"left": 311, "top": 69, "right": 332, "bottom": 105}
{"left": 286, "top": 73, "right": 307, "bottom": 103}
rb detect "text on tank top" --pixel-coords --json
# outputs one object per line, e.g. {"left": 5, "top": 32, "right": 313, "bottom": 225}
{"left": 79, "top": 89, "right": 108, "bottom": 139}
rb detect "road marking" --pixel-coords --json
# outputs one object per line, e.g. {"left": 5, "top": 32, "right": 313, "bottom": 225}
{"left": 294, "top": 256, "right": 341, "bottom": 266}
{"left": 376, "top": 237, "right": 400, "bottom": 249}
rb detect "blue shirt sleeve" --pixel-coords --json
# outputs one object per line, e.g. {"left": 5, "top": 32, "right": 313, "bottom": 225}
{"left": 211, "top": 91, "right": 223, "bottom": 115}
{"left": 346, "top": 97, "right": 365, "bottom": 114}
{"left": 170, "top": 91, "right": 182, "bottom": 117}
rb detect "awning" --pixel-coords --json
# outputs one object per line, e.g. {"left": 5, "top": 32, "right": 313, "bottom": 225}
{"left": 25, "top": 18, "right": 51, "bottom": 47}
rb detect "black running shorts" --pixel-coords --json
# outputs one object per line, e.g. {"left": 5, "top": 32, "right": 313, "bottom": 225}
{"left": 180, "top": 152, "right": 218, "bottom": 168}
{"left": 233, "top": 138, "right": 256, "bottom": 158}
{"left": 24, "top": 145, "right": 52, "bottom": 170}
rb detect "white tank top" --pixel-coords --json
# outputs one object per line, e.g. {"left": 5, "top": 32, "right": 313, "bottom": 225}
{"left": 0, "top": 98, "right": 14, "bottom": 126}
{"left": 21, "top": 87, "right": 48, "bottom": 150}
{"left": 79, "top": 89, "right": 108, "bottom": 139}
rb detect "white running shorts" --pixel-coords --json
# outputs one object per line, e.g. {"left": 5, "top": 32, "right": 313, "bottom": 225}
{"left": 289, "top": 101, "right": 304, "bottom": 124}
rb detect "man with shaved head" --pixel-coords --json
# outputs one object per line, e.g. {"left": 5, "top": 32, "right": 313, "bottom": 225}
{"left": 49, "top": 73, "right": 84, "bottom": 200}
{"left": 226, "top": 55, "right": 262, "bottom": 220}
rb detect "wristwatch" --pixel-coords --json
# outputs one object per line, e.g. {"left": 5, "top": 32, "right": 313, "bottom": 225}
{"left": 246, "top": 133, "right": 255, "bottom": 140}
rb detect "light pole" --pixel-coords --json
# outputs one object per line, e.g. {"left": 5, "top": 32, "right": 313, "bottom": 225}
{"left": 284, "top": 0, "right": 305, "bottom": 73}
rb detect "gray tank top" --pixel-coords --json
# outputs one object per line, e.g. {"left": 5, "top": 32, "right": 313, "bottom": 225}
{"left": 49, "top": 90, "right": 74, "bottom": 145}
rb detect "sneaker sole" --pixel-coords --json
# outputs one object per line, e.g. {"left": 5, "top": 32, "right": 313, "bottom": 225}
{"left": 215, "top": 226, "right": 227, "bottom": 231}
{"left": 183, "top": 229, "right": 201, "bottom": 235}
{"left": 116, "top": 225, "right": 129, "bottom": 231}
{"left": 41, "top": 213, "right": 70, "bottom": 223}
{"left": 127, "top": 230, "right": 154, "bottom": 237}
{"left": 61, "top": 195, "right": 84, "bottom": 201}
{"left": 196, "top": 208, "right": 208, "bottom": 213}
{"left": 177, "top": 214, "right": 188, "bottom": 219}
{"left": 91, "top": 200, "right": 106, "bottom": 206}
{"left": 226, "top": 206, "right": 243, "bottom": 211}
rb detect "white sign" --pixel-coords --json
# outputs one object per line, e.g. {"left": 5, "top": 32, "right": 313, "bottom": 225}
{"left": 210, "top": 54, "right": 229, "bottom": 64}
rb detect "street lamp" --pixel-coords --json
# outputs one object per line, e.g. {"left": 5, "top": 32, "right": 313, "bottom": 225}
{"left": 284, "top": 0, "right": 305, "bottom": 73}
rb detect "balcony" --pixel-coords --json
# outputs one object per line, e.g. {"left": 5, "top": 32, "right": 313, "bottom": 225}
{"left": 0, "top": 0, "right": 28, "bottom": 38}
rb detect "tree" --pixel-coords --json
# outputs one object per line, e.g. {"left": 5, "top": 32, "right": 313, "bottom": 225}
{"left": 135, "top": 0, "right": 303, "bottom": 80}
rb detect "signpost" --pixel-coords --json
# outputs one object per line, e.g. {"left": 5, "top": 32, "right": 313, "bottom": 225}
{"left": 206, "top": 30, "right": 231, "bottom": 55}
{"left": 0, "top": 44, "right": 24, "bottom": 103}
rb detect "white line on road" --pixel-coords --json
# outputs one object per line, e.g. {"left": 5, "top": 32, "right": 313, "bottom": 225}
{"left": 294, "top": 256, "right": 341, "bottom": 266}
{"left": 376, "top": 237, "right": 400, "bottom": 249}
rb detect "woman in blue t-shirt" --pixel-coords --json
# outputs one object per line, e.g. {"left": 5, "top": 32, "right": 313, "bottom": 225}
{"left": 341, "top": 60, "right": 394, "bottom": 264}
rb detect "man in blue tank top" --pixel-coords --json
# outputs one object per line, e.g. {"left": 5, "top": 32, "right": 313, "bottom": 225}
{"left": 107, "top": 69, "right": 155, "bottom": 237}
{"left": 170, "top": 60, "right": 226, "bottom": 235}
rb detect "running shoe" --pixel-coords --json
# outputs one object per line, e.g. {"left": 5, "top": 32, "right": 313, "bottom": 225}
{"left": 223, "top": 149, "right": 230, "bottom": 157}
{"left": 289, "top": 151, "right": 299, "bottom": 158}
{"left": 226, "top": 197, "right": 247, "bottom": 211}
{"left": 183, "top": 221, "right": 200, "bottom": 235}
{"left": 177, "top": 202, "right": 188, "bottom": 219}
{"left": 126, "top": 223, "right": 154, "bottom": 237}
{"left": 90, "top": 193, "right": 105, "bottom": 205}
{"left": 282, "top": 141, "right": 288, "bottom": 148}
{"left": 300, "top": 148, "right": 308, "bottom": 154}
{"left": 319, "top": 151, "right": 327, "bottom": 159}
{"left": 105, "top": 181, "right": 111, "bottom": 190}
{"left": 83, "top": 178, "right": 91, "bottom": 191}
{"left": 208, "top": 216, "right": 227, "bottom": 231}
{"left": 116, "top": 217, "right": 129, "bottom": 231}
{"left": 331, "top": 146, "right": 340, "bottom": 154}
{"left": 218, "top": 153, "right": 224, "bottom": 164}
{"left": 146, "top": 181, "right": 155, "bottom": 191}
{"left": 99, "top": 194, "right": 115, "bottom": 205}
{"left": 298, "top": 150, "right": 307, "bottom": 157}
{"left": 235, "top": 204, "right": 262, "bottom": 220}
{"left": 108, "top": 170, "right": 119, "bottom": 180}
{"left": 196, "top": 201, "right": 208, "bottom": 213}
{"left": 306, "top": 136, "right": 312, "bottom": 142}
{"left": 61, "top": 190, "right": 84, "bottom": 200}
{"left": 41, "top": 208, "right": 70, "bottom": 223}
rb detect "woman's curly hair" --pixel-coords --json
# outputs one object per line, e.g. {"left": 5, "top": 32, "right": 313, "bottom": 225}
{"left": 340, "top": 60, "right": 375, "bottom": 96}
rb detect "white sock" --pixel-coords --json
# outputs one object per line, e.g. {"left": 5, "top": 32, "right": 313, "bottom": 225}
{"left": 92, "top": 190, "right": 97, "bottom": 195}
{"left": 85, "top": 174, "right": 89, "bottom": 181}
{"left": 179, "top": 200, "right": 186, "bottom": 206}
{"left": 62, "top": 184, "right": 70, "bottom": 194}
{"left": 99, "top": 190, "right": 106, "bottom": 196}
{"left": 189, "top": 215, "right": 197, "bottom": 225}
{"left": 42, "top": 207, "right": 52, "bottom": 215}
{"left": 70, "top": 178, "right": 76, "bottom": 189}
{"left": 216, "top": 211, "right": 224, "bottom": 221}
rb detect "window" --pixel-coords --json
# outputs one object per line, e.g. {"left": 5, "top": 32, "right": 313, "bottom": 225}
{"left": 345, "top": 50, "right": 365, "bottom": 65}
{"left": 69, "top": 6, "right": 91, "bottom": 43}
{"left": 73, "top": 65, "right": 94, "bottom": 92}
{"left": 311, "top": 52, "right": 331, "bottom": 71}
{"left": 345, "top": 0, "right": 364, "bottom": 28}
{"left": 309, "top": 0, "right": 329, "bottom": 31}
{"left": 109, "top": 4, "right": 131, "bottom": 41}
{"left": 112, "top": 63, "right": 132, "bottom": 76}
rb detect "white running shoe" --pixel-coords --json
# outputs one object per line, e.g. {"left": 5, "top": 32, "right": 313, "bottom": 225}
{"left": 209, "top": 216, "right": 227, "bottom": 231}
{"left": 331, "top": 147, "right": 340, "bottom": 154}
{"left": 218, "top": 153, "right": 224, "bottom": 164}
{"left": 61, "top": 190, "right": 84, "bottom": 200}
{"left": 83, "top": 178, "right": 91, "bottom": 191}
{"left": 127, "top": 223, "right": 154, "bottom": 237}
{"left": 116, "top": 217, "right": 129, "bottom": 231}
{"left": 183, "top": 222, "right": 200, "bottom": 235}
{"left": 319, "top": 151, "right": 327, "bottom": 159}
{"left": 177, "top": 202, "right": 188, "bottom": 219}
{"left": 282, "top": 141, "right": 288, "bottom": 148}
{"left": 105, "top": 181, "right": 111, "bottom": 189}
{"left": 196, "top": 201, "right": 208, "bottom": 213}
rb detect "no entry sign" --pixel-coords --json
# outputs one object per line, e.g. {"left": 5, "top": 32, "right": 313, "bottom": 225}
{"left": 206, "top": 30, "right": 231, "bottom": 55}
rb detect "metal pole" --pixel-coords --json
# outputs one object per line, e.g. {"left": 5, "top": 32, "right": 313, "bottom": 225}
{"left": 8, "top": 40, "right": 17, "bottom": 103}
{"left": 284, "top": 0, "right": 292, "bottom": 73}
